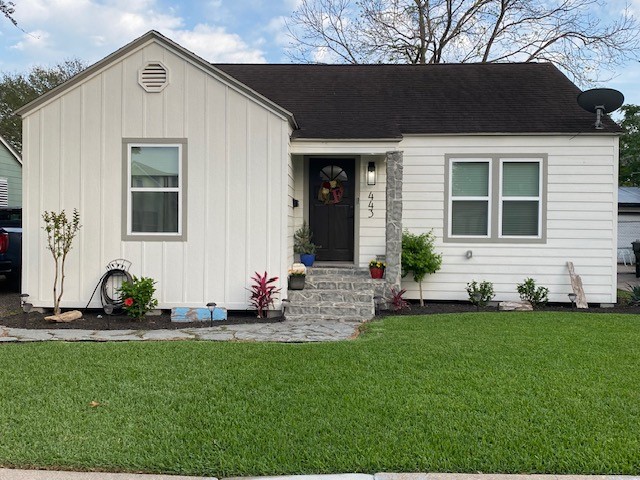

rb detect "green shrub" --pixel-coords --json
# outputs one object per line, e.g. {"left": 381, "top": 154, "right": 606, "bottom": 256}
{"left": 466, "top": 280, "right": 495, "bottom": 307}
{"left": 626, "top": 284, "right": 640, "bottom": 305}
{"left": 293, "top": 222, "right": 317, "bottom": 254}
{"left": 516, "top": 277, "right": 549, "bottom": 307}
{"left": 118, "top": 276, "right": 159, "bottom": 320}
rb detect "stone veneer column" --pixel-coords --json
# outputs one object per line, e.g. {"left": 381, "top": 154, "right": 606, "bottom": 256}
{"left": 385, "top": 151, "right": 403, "bottom": 291}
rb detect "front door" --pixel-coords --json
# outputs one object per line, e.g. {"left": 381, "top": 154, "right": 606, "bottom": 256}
{"left": 309, "top": 158, "right": 355, "bottom": 262}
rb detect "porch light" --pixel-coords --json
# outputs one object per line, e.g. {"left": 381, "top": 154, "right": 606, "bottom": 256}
{"left": 367, "top": 161, "right": 377, "bottom": 186}
{"left": 207, "top": 302, "right": 217, "bottom": 326}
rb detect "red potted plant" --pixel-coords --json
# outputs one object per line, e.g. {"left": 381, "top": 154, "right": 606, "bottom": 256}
{"left": 369, "top": 259, "right": 386, "bottom": 279}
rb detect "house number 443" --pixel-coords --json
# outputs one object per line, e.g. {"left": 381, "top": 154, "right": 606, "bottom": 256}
{"left": 368, "top": 192, "right": 374, "bottom": 218}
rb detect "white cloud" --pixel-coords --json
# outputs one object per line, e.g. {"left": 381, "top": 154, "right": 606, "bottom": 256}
{"left": 4, "top": 0, "right": 265, "bottom": 68}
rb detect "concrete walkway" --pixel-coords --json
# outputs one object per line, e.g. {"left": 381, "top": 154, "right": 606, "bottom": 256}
{"left": 0, "top": 471, "right": 638, "bottom": 480}
{"left": 0, "top": 318, "right": 361, "bottom": 343}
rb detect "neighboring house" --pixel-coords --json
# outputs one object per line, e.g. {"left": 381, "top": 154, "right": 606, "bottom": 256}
{"left": 618, "top": 187, "right": 640, "bottom": 263}
{"left": 0, "top": 135, "right": 22, "bottom": 207}
{"left": 16, "top": 31, "right": 621, "bottom": 310}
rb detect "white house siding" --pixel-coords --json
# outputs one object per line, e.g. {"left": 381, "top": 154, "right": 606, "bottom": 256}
{"left": 357, "top": 155, "right": 387, "bottom": 266}
{"left": 21, "top": 40, "right": 289, "bottom": 310}
{"left": 399, "top": 135, "right": 618, "bottom": 304}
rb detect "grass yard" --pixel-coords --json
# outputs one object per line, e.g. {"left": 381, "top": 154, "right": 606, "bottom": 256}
{"left": 0, "top": 312, "right": 639, "bottom": 477}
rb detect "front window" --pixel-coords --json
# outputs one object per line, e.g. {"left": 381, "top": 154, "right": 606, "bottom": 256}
{"left": 124, "top": 141, "right": 185, "bottom": 240}
{"left": 446, "top": 155, "right": 545, "bottom": 243}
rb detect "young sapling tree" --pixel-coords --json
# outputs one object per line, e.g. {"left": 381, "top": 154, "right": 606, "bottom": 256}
{"left": 401, "top": 230, "right": 442, "bottom": 307}
{"left": 42, "top": 209, "right": 81, "bottom": 315}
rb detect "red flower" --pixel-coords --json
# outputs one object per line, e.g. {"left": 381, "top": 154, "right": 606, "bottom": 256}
{"left": 124, "top": 297, "right": 134, "bottom": 307}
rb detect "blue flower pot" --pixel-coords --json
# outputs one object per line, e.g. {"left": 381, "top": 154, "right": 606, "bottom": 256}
{"left": 300, "top": 253, "right": 316, "bottom": 267}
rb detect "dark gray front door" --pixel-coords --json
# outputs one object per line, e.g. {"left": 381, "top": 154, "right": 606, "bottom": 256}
{"left": 308, "top": 159, "right": 355, "bottom": 262}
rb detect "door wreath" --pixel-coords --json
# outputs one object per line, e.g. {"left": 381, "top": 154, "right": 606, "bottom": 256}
{"left": 318, "top": 180, "right": 344, "bottom": 205}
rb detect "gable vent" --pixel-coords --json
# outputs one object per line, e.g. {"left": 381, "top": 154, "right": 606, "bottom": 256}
{"left": 0, "top": 178, "right": 8, "bottom": 207}
{"left": 138, "top": 62, "right": 168, "bottom": 92}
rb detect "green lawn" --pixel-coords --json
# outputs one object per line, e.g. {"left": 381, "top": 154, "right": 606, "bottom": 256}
{"left": 0, "top": 312, "right": 639, "bottom": 476}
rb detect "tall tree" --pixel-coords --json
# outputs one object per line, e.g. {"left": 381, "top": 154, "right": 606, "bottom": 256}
{"left": 0, "top": 59, "right": 86, "bottom": 152}
{"left": 287, "top": 0, "right": 640, "bottom": 84}
{"left": 619, "top": 104, "right": 640, "bottom": 186}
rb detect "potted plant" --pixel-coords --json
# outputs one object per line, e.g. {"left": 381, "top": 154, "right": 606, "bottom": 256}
{"left": 288, "top": 265, "right": 306, "bottom": 290}
{"left": 294, "top": 222, "right": 318, "bottom": 267}
{"left": 369, "top": 259, "right": 386, "bottom": 279}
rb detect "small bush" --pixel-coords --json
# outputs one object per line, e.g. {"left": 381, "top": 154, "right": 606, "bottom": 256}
{"left": 516, "top": 277, "right": 549, "bottom": 307}
{"left": 466, "top": 280, "right": 495, "bottom": 307}
{"left": 389, "top": 287, "right": 410, "bottom": 311}
{"left": 248, "top": 271, "right": 281, "bottom": 318}
{"left": 626, "top": 284, "right": 640, "bottom": 305}
{"left": 401, "top": 230, "right": 442, "bottom": 306}
{"left": 118, "top": 276, "right": 158, "bottom": 320}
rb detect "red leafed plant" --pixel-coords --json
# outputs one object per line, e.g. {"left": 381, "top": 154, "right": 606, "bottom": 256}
{"left": 390, "top": 287, "right": 410, "bottom": 311}
{"left": 248, "top": 271, "right": 281, "bottom": 318}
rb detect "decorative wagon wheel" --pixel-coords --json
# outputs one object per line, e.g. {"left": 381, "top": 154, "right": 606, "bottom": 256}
{"left": 318, "top": 165, "right": 346, "bottom": 205}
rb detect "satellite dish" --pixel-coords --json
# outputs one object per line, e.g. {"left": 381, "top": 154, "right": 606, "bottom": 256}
{"left": 577, "top": 88, "right": 624, "bottom": 130}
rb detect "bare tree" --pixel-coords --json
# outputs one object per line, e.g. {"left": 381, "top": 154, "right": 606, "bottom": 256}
{"left": 287, "top": 0, "right": 640, "bottom": 84}
{"left": 0, "top": 0, "right": 16, "bottom": 26}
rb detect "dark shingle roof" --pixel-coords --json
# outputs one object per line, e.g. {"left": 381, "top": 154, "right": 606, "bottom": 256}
{"left": 215, "top": 63, "right": 622, "bottom": 139}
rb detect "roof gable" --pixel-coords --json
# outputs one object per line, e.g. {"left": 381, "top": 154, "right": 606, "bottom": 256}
{"left": 14, "top": 31, "right": 296, "bottom": 128}
{"left": 0, "top": 135, "right": 21, "bottom": 165}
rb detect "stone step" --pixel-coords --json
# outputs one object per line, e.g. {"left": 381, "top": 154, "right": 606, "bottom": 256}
{"left": 287, "top": 301, "right": 374, "bottom": 317}
{"left": 306, "top": 267, "right": 371, "bottom": 277}
{"left": 304, "top": 277, "right": 384, "bottom": 291}
{"left": 285, "top": 313, "right": 370, "bottom": 323}
{"left": 287, "top": 290, "right": 373, "bottom": 303}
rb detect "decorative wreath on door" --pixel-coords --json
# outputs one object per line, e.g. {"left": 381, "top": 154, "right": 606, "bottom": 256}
{"left": 318, "top": 180, "right": 344, "bottom": 205}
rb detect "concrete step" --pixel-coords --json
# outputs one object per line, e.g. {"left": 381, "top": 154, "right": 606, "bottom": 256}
{"left": 287, "top": 301, "right": 374, "bottom": 317}
{"left": 304, "top": 277, "right": 384, "bottom": 291}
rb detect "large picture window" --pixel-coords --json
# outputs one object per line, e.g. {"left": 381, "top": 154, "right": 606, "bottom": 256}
{"left": 446, "top": 155, "right": 545, "bottom": 243}
{"left": 123, "top": 140, "right": 186, "bottom": 240}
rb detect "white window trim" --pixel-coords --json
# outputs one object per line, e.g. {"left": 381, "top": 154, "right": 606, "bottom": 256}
{"left": 448, "top": 158, "right": 492, "bottom": 239}
{"left": 126, "top": 143, "right": 183, "bottom": 237}
{"left": 498, "top": 158, "right": 543, "bottom": 240}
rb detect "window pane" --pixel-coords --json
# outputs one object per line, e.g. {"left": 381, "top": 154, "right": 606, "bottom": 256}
{"left": 131, "top": 146, "right": 179, "bottom": 188}
{"left": 502, "top": 201, "right": 539, "bottom": 236}
{"left": 132, "top": 192, "right": 179, "bottom": 233}
{"left": 451, "top": 200, "right": 488, "bottom": 235}
{"left": 452, "top": 162, "right": 489, "bottom": 197}
{"left": 502, "top": 162, "right": 539, "bottom": 196}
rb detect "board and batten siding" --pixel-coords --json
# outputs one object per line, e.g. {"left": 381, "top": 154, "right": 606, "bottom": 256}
{"left": 21, "top": 40, "right": 289, "bottom": 310}
{"left": 399, "top": 135, "right": 618, "bottom": 304}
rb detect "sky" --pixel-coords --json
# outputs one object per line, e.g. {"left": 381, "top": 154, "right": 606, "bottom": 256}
{"left": 1, "top": 0, "right": 639, "bottom": 110}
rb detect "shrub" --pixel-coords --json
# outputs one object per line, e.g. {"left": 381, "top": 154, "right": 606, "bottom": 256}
{"left": 118, "top": 276, "right": 158, "bottom": 320}
{"left": 248, "top": 271, "right": 282, "bottom": 318}
{"left": 389, "top": 287, "right": 410, "bottom": 311}
{"left": 401, "top": 230, "right": 442, "bottom": 306}
{"left": 466, "top": 280, "right": 495, "bottom": 307}
{"left": 517, "top": 277, "right": 549, "bottom": 307}
{"left": 626, "top": 284, "right": 640, "bottom": 305}
{"left": 293, "top": 222, "right": 317, "bottom": 254}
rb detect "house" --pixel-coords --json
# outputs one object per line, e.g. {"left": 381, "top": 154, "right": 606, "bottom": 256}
{"left": 15, "top": 30, "right": 621, "bottom": 311}
{"left": 618, "top": 187, "right": 640, "bottom": 264}
{"left": 0, "top": 135, "right": 22, "bottom": 207}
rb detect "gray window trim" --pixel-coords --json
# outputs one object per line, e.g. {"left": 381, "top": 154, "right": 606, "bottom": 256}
{"left": 122, "top": 138, "right": 188, "bottom": 242}
{"left": 444, "top": 153, "right": 547, "bottom": 244}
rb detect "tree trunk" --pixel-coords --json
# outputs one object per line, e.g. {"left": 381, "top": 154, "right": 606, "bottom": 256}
{"left": 52, "top": 257, "right": 60, "bottom": 315}
{"left": 419, "top": 280, "right": 424, "bottom": 306}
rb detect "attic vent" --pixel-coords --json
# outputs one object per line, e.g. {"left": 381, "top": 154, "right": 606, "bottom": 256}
{"left": 138, "top": 62, "right": 168, "bottom": 92}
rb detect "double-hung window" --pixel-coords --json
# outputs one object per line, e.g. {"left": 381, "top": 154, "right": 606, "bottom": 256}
{"left": 446, "top": 155, "right": 545, "bottom": 243}
{"left": 123, "top": 140, "right": 186, "bottom": 240}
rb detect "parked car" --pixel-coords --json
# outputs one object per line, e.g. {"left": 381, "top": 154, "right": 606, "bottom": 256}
{"left": 0, "top": 207, "right": 21, "bottom": 289}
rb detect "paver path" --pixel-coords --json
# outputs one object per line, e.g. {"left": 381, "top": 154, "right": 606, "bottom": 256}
{"left": 0, "top": 319, "right": 361, "bottom": 343}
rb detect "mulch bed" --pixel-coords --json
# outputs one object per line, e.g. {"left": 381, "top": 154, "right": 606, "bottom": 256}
{"left": 378, "top": 300, "right": 640, "bottom": 316}
{"left": 0, "top": 309, "right": 283, "bottom": 330}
